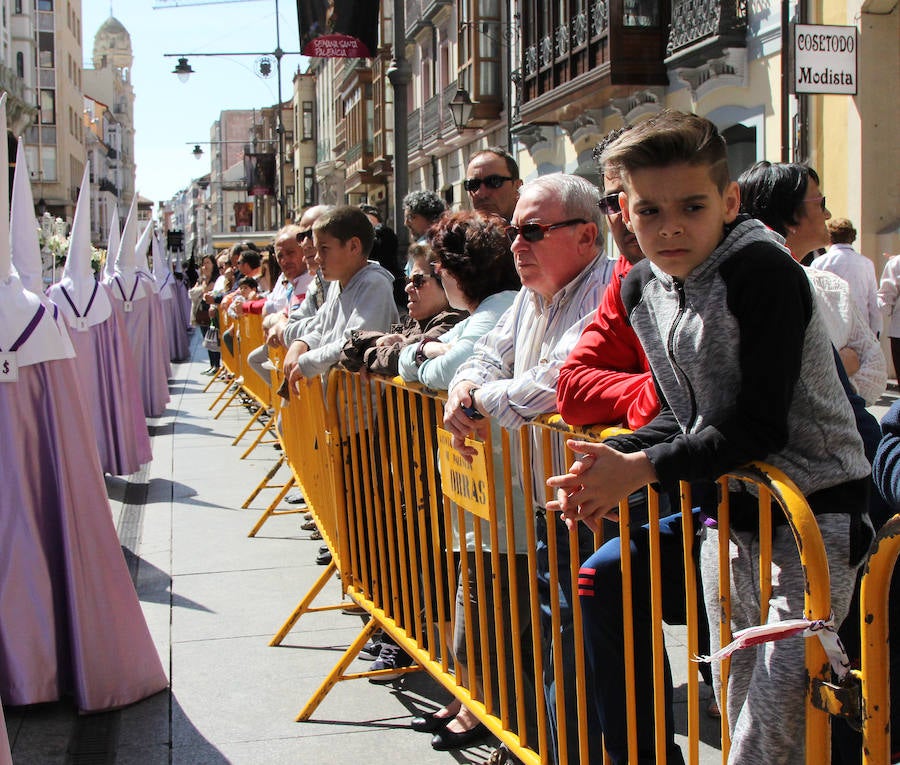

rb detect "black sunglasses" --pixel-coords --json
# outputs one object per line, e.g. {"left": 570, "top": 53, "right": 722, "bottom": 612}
{"left": 463, "top": 174, "right": 514, "bottom": 192}
{"left": 505, "top": 218, "right": 588, "bottom": 244}
{"left": 802, "top": 195, "right": 827, "bottom": 212}
{"left": 296, "top": 229, "right": 313, "bottom": 243}
{"left": 598, "top": 192, "right": 622, "bottom": 216}
{"left": 407, "top": 273, "right": 440, "bottom": 289}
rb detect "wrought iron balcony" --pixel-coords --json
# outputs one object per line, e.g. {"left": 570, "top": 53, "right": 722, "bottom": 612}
{"left": 98, "top": 178, "right": 119, "bottom": 196}
{"left": 665, "top": 0, "right": 747, "bottom": 67}
{"left": 407, "top": 108, "right": 422, "bottom": 153}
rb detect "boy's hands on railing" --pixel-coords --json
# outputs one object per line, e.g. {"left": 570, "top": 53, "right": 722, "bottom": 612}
{"left": 444, "top": 382, "right": 490, "bottom": 462}
{"left": 283, "top": 339, "right": 310, "bottom": 393}
{"left": 547, "top": 439, "right": 657, "bottom": 532}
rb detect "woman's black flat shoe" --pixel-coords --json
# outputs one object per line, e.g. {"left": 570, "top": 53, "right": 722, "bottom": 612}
{"left": 430, "top": 723, "right": 489, "bottom": 750}
{"left": 411, "top": 711, "right": 451, "bottom": 732}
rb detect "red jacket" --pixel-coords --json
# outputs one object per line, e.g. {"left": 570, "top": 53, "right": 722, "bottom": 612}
{"left": 557, "top": 255, "right": 658, "bottom": 429}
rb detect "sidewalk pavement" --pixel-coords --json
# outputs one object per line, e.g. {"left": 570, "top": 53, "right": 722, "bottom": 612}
{"left": 5, "top": 336, "right": 477, "bottom": 765}
{"left": 6, "top": 334, "right": 895, "bottom": 764}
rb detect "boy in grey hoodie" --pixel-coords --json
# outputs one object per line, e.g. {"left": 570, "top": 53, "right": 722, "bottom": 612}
{"left": 283, "top": 205, "right": 399, "bottom": 388}
{"left": 548, "top": 111, "right": 870, "bottom": 764}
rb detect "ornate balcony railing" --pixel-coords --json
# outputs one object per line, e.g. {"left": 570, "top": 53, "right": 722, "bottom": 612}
{"left": 407, "top": 108, "right": 422, "bottom": 153}
{"left": 666, "top": 0, "right": 748, "bottom": 63}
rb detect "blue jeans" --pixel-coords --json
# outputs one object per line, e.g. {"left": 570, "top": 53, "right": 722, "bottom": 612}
{"left": 578, "top": 509, "right": 709, "bottom": 765}
{"left": 535, "top": 513, "right": 604, "bottom": 765}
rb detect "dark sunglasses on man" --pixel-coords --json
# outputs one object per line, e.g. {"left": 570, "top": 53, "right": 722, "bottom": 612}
{"left": 463, "top": 174, "right": 515, "bottom": 193}
{"left": 598, "top": 192, "right": 622, "bottom": 216}
{"left": 296, "top": 229, "right": 313, "bottom": 243}
{"left": 505, "top": 218, "right": 587, "bottom": 244}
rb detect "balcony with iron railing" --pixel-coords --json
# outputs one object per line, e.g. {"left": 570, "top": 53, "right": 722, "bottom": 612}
{"left": 519, "top": 0, "right": 669, "bottom": 125}
{"left": 407, "top": 108, "right": 422, "bottom": 153}
{"left": 664, "top": 0, "right": 748, "bottom": 68}
{"left": 98, "top": 178, "right": 118, "bottom": 196}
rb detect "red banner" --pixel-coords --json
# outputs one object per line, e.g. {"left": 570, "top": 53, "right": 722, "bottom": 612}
{"left": 296, "top": 0, "right": 380, "bottom": 58}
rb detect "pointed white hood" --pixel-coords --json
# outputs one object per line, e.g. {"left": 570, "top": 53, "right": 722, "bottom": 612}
{"left": 49, "top": 162, "right": 112, "bottom": 328}
{"left": 152, "top": 232, "right": 174, "bottom": 299}
{"left": 104, "top": 201, "right": 119, "bottom": 281}
{"left": 10, "top": 138, "right": 48, "bottom": 296}
{"left": 108, "top": 195, "right": 150, "bottom": 303}
{"left": 135, "top": 220, "right": 157, "bottom": 293}
{"left": 0, "top": 93, "right": 74, "bottom": 367}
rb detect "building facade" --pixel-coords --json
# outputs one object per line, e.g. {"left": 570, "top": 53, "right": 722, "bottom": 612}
{"left": 83, "top": 14, "right": 134, "bottom": 220}
{"left": 17, "top": 0, "right": 85, "bottom": 220}
{"left": 303, "top": 0, "right": 898, "bottom": 267}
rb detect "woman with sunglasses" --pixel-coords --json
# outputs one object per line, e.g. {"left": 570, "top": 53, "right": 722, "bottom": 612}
{"left": 738, "top": 161, "right": 886, "bottom": 405}
{"left": 395, "top": 212, "right": 519, "bottom": 752}
{"left": 398, "top": 212, "right": 520, "bottom": 391}
{"left": 339, "top": 243, "right": 466, "bottom": 377}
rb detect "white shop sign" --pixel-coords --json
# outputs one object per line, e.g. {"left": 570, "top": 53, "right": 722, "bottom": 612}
{"left": 793, "top": 24, "right": 858, "bottom": 95}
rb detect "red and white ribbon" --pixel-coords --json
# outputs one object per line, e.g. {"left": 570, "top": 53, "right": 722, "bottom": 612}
{"left": 696, "top": 615, "right": 851, "bottom": 679}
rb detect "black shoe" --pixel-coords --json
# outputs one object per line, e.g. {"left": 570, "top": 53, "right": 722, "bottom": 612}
{"left": 367, "top": 643, "right": 413, "bottom": 682}
{"left": 285, "top": 490, "right": 306, "bottom": 504}
{"left": 411, "top": 711, "right": 452, "bottom": 733}
{"left": 359, "top": 640, "right": 382, "bottom": 660}
{"left": 316, "top": 550, "right": 332, "bottom": 565}
{"left": 318, "top": 545, "right": 329, "bottom": 555}
{"left": 430, "top": 723, "right": 489, "bottom": 751}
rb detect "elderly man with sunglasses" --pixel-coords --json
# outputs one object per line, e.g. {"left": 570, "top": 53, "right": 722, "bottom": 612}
{"left": 464, "top": 147, "right": 523, "bottom": 221}
{"left": 443, "top": 172, "right": 611, "bottom": 765}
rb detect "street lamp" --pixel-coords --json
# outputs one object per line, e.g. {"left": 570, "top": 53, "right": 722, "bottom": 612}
{"left": 172, "top": 57, "right": 194, "bottom": 83}
{"left": 164, "top": 0, "right": 301, "bottom": 227}
{"left": 192, "top": 144, "right": 204, "bottom": 160}
{"left": 448, "top": 88, "right": 476, "bottom": 131}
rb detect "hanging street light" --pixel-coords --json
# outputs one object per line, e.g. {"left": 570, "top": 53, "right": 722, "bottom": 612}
{"left": 192, "top": 144, "right": 204, "bottom": 160}
{"left": 448, "top": 88, "right": 475, "bottom": 131}
{"left": 172, "top": 57, "right": 194, "bottom": 83}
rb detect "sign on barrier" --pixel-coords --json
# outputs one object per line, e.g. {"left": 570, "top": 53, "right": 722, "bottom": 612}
{"left": 437, "top": 427, "right": 494, "bottom": 521}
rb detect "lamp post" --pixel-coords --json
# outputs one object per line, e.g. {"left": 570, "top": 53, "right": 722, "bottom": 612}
{"left": 451, "top": 20, "right": 517, "bottom": 152}
{"left": 165, "top": 0, "right": 301, "bottom": 227}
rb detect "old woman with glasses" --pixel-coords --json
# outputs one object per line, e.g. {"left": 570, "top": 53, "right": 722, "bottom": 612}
{"left": 398, "top": 212, "right": 520, "bottom": 391}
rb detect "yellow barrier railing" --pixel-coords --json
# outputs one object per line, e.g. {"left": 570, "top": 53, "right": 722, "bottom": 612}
{"left": 859, "top": 514, "right": 900, "bottom": 765}
{"left": 272, "top": 370, "right": 844, "bottom": 764}
{"left": 207, "top": 319, "right": 893, "bottom": 764}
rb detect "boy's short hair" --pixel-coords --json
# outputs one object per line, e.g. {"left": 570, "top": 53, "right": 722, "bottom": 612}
{"left": 827, "top": 217, "right": 856, "bottom": 245}
{"left": 592, "top": 125, "right": 633, "bottom": 191}
{"left": 238, "top": 276, "right": 258, "bottom": 291}
{"left": 313, "top": 205, "right": 375, "bottom": 258}
{"left": 737, "top": 161, "right": 820, "bottom": 237}
{"left": 600, "top": 110, "right": 730, "bottom": 192}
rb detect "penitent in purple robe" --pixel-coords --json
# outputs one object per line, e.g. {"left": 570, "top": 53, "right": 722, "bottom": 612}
{"left": 0, "top": 357, "right": 168, "bottom": 711}
{"left": 58, "top": 285, "right": 153, "bottom": 475}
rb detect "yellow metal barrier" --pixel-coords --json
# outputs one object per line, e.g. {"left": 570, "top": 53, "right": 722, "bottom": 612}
{"left": 229, "top": 313, "right": 274, "bottom": 451}
{"left": 859, "top": 513, "right": 900, "bottom": 765}
{"left": 209, "top": 307, "right": 244, "bottom": 418}
{"left": 267, "top": 369, "right": 843, "bottom": 765}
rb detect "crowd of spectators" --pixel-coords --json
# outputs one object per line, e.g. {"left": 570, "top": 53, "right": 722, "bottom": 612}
{"left": 210, "top": 127, "right": 897, "bottom": 765}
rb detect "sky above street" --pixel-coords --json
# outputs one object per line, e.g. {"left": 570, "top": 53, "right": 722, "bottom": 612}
{"left": 83, "top": 0, "right": 303, "bottom": 208}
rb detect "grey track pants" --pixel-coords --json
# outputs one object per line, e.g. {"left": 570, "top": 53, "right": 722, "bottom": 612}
{"left": 700, "top": 514, "right": 859, "bottom": 765}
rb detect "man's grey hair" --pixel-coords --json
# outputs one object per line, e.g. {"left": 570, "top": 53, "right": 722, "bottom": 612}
{"left": 524, "top": 173, "right": 605, "bottom": 246}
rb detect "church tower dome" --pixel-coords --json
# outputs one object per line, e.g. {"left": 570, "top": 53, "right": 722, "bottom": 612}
{"left": 92, "top": 16, "right": 133, "bottom": 79}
